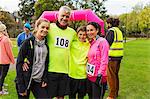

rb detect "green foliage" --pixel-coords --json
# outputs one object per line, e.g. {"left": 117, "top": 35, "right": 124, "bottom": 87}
{"left": 64, "top": 0, "right": 75, "bottom": 9}
{"left": 18, "top": 0, "right": 35, "bottom": 21}
{"left": 34, "top": 0, "right": 65, "bottom": 19}
{"left": 139, "top": 6, "right": 150, "bottom": 34}
{"left": 119, "top": 3, "right": 150, "bottom": 37}
{"left": 89, "top": 0, "right": 108, "bottom": 20}
{"left": 71, "top": 0, "right": 108, "bottom": 20}
{"left": 0, "top": 11, "right": 17, "bottom": 37}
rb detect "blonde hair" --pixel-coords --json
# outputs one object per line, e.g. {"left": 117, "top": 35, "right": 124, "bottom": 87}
{"left": 0, "top": 21, "right": 6, "bottom": 32}
{"left": 33, "top": 18, "right": 50, "bottom": 34}
{"left": 59, "top": 6, "right": 71, "bottom": 14}
{"left": 0, "top": 21, "right": 9, "bottom": 37}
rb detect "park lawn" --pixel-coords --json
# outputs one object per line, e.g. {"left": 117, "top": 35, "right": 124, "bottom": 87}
{"left": 118, "top": 39, "right": 150, "bottom": 99}
{"left": 11, "top": 38, "right": 18, "bottom": 58}
{"left": 1, "top": 38, "right": 150, "bottom": 99}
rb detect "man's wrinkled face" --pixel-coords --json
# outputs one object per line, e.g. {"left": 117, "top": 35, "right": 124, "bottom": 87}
{"left": 58, "top": 10, "right": 70, "bottom": 26}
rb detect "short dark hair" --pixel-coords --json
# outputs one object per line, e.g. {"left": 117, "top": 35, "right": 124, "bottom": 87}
{"left": 77, "top": 26, "right": 86, "bottom": 33}
{"left": 106, "top": 17, "right": 120, "bottom": 27}
{"left": 87, "top": 22, "right": 101, "bottom": 36}
{"left": 106, "top": 17, "right": 113, "bottom": 25}
{"left": 112, "top": 18, "right": 120, "bottom": 27}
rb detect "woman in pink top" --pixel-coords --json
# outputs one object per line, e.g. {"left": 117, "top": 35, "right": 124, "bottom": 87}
{"left": 0, "top": 22, "right": 15, "bottom": 95}
{"left": 86, "top": 22, "right": 109, "bottom": 99}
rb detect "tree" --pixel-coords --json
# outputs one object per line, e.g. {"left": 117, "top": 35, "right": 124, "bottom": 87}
{"left": 0, "top": 11, "right": 17, "bottom": 37}
{"left": 70, "top": 0, "right": 108, "bottom": 20}
{"left": 34, "top": 0, "right": 65, "bottom": 19}
{"left": 64, "top": 0, "right": 75, "bottom": 9}
{"left": 18, "top": 0, "right": 35, "bottom": 22}
{"left": 139, "top": 5, "right": 150, "bottom": 37}
{"left": 89, "top": 0, "right": 108, "bottom": 20}
{"left": 119, "top": 3, "right": 150, "bottom": 37}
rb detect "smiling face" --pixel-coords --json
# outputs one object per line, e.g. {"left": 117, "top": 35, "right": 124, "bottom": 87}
{"left": 86, "top": 24, "right": 98, "bottom": 39}
{"left": 36, "top": 21, "right": 50, "bottom": 40}
{"left": 58, "top": 10, "right": 70, "bottom": 26}
{"left": 77, "top": 31, "right": 87, "bottom": 42}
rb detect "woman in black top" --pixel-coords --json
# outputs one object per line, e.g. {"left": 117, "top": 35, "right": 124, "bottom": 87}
{"left": 15, "top": 18, "right": 50, "bottom": 99}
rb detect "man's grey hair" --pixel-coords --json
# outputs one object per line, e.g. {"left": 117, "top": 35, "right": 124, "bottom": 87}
{"left": 59, "top": 6, "right": 72, "bottom": 14}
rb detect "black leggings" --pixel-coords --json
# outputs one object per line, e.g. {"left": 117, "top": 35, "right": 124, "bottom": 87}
{"left": 0, "top": 64, "right": 10, "bottom": 91}
{"left": 87, "top": 79, "right": 107, "bottom": 99}
{"left": 69, "top": 78, "right": 87, "bottom": 99}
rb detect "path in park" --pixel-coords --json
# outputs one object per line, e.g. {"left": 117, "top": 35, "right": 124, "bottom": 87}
{"left": 10, "top": 38, "right": 136, "bottom": 70}
{"left": 125, "top": 38, "right": 136, "bottom": 42}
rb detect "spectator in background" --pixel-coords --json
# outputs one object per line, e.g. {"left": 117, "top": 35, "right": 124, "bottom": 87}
{"left": 105, "top": 18, "right": 124, "bottom": 99}
{"left": 17, "top": 22, "right": 32, "bottom": 49}
{"left": 0, "top": 21, "right": 15, "bottom": 95}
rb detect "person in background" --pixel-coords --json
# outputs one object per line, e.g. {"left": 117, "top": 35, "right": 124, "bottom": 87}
{"left": 17, "top": 22, "right": 32, "bottom": 49}
{"left": 86, "top": 22, "right": 109, "bottom": 99}
{"left": 69, "top": 26, "right": 90, "bottom": 99}
{"left": 15, "top": 18, "right": 50, "bottom": 99}
{"left": 0, "top": 21, "right": 15, "bottom": 95}
{"left": 46, "top": 6, "right": 77, "bottom": 99}
{"left": 105, "top": 18, "right": 124, "bottom": 99}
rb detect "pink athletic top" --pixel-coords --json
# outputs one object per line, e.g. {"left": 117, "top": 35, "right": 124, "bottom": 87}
{"left": 0, "top": 35, "right": 15, "bottom": 64}
{"left": 87, "top": 37, "right": 109, "bottom": 83}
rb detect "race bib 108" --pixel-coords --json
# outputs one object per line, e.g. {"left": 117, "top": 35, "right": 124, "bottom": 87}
{"left": 55, "top": 36, "right": 70, "bottom": 48}
{"left": 86, "top": 63, "right": 95, "bottom": 76}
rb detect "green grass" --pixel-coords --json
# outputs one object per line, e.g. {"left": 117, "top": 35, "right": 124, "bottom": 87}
{"left": 2, "top": 38, "right": 150, "bottom": 99}
{"left": 11, "top": 38, "right": 18, "bottom": 58}
{"left": 0, "top": 71, "right": 17, "bottom": 99}
{"left": 118, "top": 39, "right": 150, "bottom": 99}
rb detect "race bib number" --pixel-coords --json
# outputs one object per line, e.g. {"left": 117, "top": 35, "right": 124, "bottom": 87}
{"left": 55, "top": 36, "right": 70, "bottom": 48}
{"left": 86, "top": 63, "right": 95, "bottom": 76}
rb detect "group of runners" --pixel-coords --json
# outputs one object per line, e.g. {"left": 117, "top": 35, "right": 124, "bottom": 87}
{"left": 0, "top": 5, "right": 123, "bottom": 99}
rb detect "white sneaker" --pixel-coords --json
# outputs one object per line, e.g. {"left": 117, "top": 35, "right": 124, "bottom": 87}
{"left": 0, "top": 90, "right": 9, "bottom": 95}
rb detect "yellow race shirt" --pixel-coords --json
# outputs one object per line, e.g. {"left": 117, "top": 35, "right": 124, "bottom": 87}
{"left": 69, "top": 39, "right": 90, "bottom": 79}
{"left": 47, "top": 23, "right": 77, "bottom": 74}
